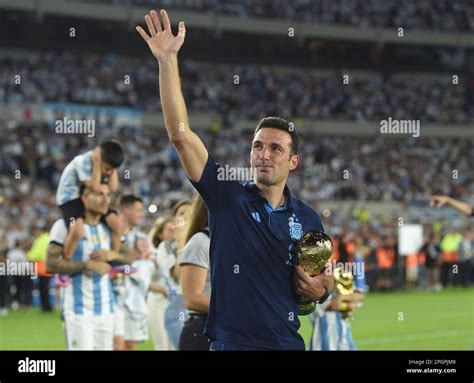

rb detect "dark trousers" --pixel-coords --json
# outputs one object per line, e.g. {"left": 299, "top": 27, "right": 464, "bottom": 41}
{"left": 0, "top": 276, "right": 10, "bottom": 308}
{"left": 13, "top": 276, "right": 32, "bottom": 306}
{"left": 459, "top": 261, "right": 472, "bottom": 287}
{"left": 178, "top": 314, "right": 210, "bottom": 351}
{"left": 39, "top": 276, "right": 52, "bottom": 311}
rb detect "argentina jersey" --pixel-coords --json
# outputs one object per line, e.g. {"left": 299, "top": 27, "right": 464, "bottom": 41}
{"left": 122, "top": 227, "right": 141, "bottom": 250}
{"left": 156, "top": 240, "right": 181, "bottom": 298}
{"left": 310, "top": 295, "right": 356, "bottom": 351}
{"left": 112, "top": 228, "right": 146, "bottom": 298}
{"left": 56, "top": 151, "right": 93, "bottom": 206}
{"left": 63, "top": 222, "right": 116, "bottom": 317}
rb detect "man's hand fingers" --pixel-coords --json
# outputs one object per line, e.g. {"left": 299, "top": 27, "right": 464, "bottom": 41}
{"left": 99, "top": 264, "right": 111, "bottom": 275}
{"left": 145, "top": 14, "right": 157, "bottom": 36}
{"left": 294, "top": 266, "right": 312, "bottom": 283}
{"left": 294, "top": 283, "right": 305, "bottom": 295}
{"left": 294, "top": 279, "right": 308, "bottom": 294}
{"left": 136, "top": 26, "right": 150, "bottom": 42}
{"left": 150, "top": 10, "right": 162, "bottom": 33}
{"left": 161, "top": 9, "right": 171, "bottom": 32}
{"left": 178, "top": 21, "right": 186, "bottom": 38}
{"left": 430, "top": 195, "right": 446, "bottom": 208}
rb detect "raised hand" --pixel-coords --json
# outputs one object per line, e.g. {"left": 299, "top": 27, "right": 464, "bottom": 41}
{"left": 136, "top": 9, "right": 186, "bottom": 63}
{"left": 430, "top": 195, "right": 449, "bottom": 208}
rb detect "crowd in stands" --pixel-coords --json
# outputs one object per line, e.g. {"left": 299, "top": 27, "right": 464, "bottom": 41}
{"left": 1, "top": 53, "right": 472, "bottom": 125}
{"left": 78, "top": 0, "right": 474, "bottom": 32}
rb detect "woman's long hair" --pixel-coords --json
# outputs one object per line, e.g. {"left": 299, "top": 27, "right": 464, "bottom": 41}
{"left": 178, "top": 193, "right": 208, "bottom": 254}
{"left": 149, "top": 216, "right": 173, "bottom": 249}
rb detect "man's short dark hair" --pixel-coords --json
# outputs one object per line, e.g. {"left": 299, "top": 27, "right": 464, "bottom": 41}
{"left": 254, "top": 117, "right": 299, "bottom": 155}
{"left": 100, "top": 140, "right": 124, "bottom": 168}
{"left": 119, "top": 194, "right": 144, "bottom": 208}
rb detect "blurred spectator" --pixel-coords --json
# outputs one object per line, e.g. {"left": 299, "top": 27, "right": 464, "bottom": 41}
{"left": 0, "top": 230, "right": 10, "bottom": 316}
{"left": 419, "top": 232, "right": 442, "bottom": 291}
{"left": 440, "top": 228, "right": 463, "bottom": 286}
{"left": 1, "top": 53, "right": 472, "bottom": 124}
{"left": 6, "top": 239, "right": 33, "bottom": 308}
{"left": 375, "top": 237, "right": 396, "bottom": 290}
{"left": 405, "top": 251, "right": 419, "bottom": 289}
{"left": 27, "top": 227, "right": 53, "bottom": 312}
{"left": 458, "top": 230, "right": 473, "bottom": 287}
{"left": 80, "top": 0, "right": 474, "bottom": 32}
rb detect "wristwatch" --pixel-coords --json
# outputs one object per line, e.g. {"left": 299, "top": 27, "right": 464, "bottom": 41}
{"left": 317, "top": 285, "right": 330, "bottom": 304}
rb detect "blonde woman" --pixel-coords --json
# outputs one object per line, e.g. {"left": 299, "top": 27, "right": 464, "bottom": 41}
{"left": 156, "top": 200, "right": 192, "bottom": 349}
{"left": 147, "top": 216, "right": 174, "bottom": 350}
{"left": 177, "top": 194, "right": 210, "bottom": 350}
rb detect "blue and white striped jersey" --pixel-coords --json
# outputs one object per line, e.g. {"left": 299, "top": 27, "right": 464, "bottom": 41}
{"left": 122, "top": 259, "right": 155, "bottom": 318}
{"left": 50, "top": 219, "right": 116, "bottom": 316}
{"left": 310, "top": 293, "right": 356, "bottom": 351}
{"left": 56, "top": 150, "right": 93, "bottom": 206}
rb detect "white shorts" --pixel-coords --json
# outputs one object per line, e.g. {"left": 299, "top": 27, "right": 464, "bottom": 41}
{"left": 64, "top": 313, "right": 114, "bottom": 350}
{"left": 114, "top": 302, "right": 125, "bottom": 337}
{"left": 311, "top": 311, "right": 354, "bottom": 351}
{"left": 124, "top": 309, "right": 149, "bottom": 343}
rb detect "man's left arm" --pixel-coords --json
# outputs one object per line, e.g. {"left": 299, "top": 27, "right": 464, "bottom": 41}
{"left": 90, "top": 243, "right": 132, "bottom": 265}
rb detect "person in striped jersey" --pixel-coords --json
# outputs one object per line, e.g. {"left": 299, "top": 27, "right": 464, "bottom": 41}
{"left": 311, "top": 250, "right": 367, "bottom": 351}
{"left": 113, "top": 195, "right": 167, "bottom": 350}
{"left": 310, "top": 293, "right": 356, "bottom": 351}
{"left": 46, "top": 184, "right": 132, "bottom": 350}
{"left": 121, "top": 235, "right": 160, "bottom": 350}
{"left": 112, "top": 194, "right": 145, "bottom": 350}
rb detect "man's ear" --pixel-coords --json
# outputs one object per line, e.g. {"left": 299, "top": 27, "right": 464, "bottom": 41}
{"left": 289, "top": 154, "right": 300, "bottom": 171}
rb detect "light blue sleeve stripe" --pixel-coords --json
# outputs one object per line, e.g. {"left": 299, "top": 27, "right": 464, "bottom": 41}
{"left": 309, "top": 317, "right": 316, "bottom": 350}
{"left": 335, "top": 311, "right": 343, "bottom": 350}
{"left": 101, "top": 223, "right": 115, "bottom": 313}
{"left": 90, "top": 225, "right": 102, "bottom": 316}
{"left": 108, "top": 277, "right": 115, "bottom": 314}
{"left": 85, "top": 157, "right": 92, "bottom": 178}
{"left": 319, "top": 315, "right": 330, "bottom": 350}
{"left": 346, "top": 322, "right": 357, "bottom": 350}
{"left": 354, "top": 257, "right": 366, "bottom": 292}
{"left": 72, "top": 240, "right": 84, "bottom": 315}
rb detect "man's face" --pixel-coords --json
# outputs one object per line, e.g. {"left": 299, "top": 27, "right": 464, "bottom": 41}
{"left": 82, "top": 184, "right": 110, "bottom": 215}
{"left": 101, "top": 162, "right": 115, "bottom": 177}
{"left": 250, "top": 128, "right": 299, "bottom": 187}
{"left": 123, "top": 202, "right": 144, "bottom": 226}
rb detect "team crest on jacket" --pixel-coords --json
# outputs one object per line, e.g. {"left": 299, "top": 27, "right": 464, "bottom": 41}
{"left": 288, "top": 214, "right": 303, "bottom": 241}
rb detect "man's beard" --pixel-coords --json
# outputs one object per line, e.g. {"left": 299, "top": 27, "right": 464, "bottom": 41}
{"left": 256, "top": 173, "right": 276, "bottom": 186}
{"left": 89, "top": 207, "right": 106, "bottom": 216}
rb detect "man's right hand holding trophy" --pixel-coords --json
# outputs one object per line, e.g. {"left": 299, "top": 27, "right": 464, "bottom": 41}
{"left": 293, "top": 230, "right": 364, "bottom": 319}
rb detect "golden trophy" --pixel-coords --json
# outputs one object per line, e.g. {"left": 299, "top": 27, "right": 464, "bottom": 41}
{"left": 333, "top": 267, "right": 355, "bottom": 319}
{"left": 294, "top": 231, "right": 333, "bottom": 315}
